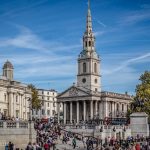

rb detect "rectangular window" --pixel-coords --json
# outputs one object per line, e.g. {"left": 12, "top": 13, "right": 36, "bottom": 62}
{"left": 47, "top": 92, "right": 49, "bottom": 95}
{"left": 48, "top": 103, "right": 49, "bottom": 107}
{"left": 36, "top": 110, "right": 38, "bottom": 115}
{"left": 16, "top": 110, "right": 19, "bottom": 118}
{"left": 4, "top": 94, "right": 6, "bottom": 101}
{"left": 42, "top": 109, "right": 45, "bottom": 115}
{"left": 47, "top": 110, "right": 50, "bottom": 115}
{"left": 16, "top": 96, "right": 18, "bottom": 103}
{"left": 52, "top": 110, "right": 55, "bottom": 115}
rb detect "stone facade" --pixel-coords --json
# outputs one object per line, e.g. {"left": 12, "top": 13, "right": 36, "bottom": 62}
{"left": 32, "top": 89, "right": 59, "bottom": 119}
{"left": 130, "top": 112, "right": 149, "bottom": 137}
{"left": 0, "top": 61, "right": 31, "bottom": 120}
{"left": 57, "top": 1, "right": 133, "bottom": 124}
{"left": 0, "top": 121, "right": 36, "bottom": 150}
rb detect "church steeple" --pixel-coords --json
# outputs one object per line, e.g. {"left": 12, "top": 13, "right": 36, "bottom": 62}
{"left": 77, "top": 0, "right": 101, "bottom": 92}
{"left": 86, "top": 0, "right": 92, "bottom": 34}
{"left": 83, "top": 0, "right": 95, "bottom": 53}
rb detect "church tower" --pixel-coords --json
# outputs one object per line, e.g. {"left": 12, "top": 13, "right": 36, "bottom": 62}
{"left": 3, "top": 60, "right": 14, "bottom": 81}
{"left": 77, "top": 0, "right": 101, "bottom": 92}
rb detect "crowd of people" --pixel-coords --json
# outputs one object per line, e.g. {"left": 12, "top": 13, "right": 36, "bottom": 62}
{"left": 0, "top": 112, "right": 22, "bottom": 121}
{"left": 25, "top": 119, "right": 150, "bottom": 150}
{"left": 3, "top": 117, "right": 150, "bottom": 150}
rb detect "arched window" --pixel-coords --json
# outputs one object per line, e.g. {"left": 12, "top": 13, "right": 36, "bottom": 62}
{"left": 94, "top": 63, "right": 97, "bottom": 73}
{"left": 83, "top": 63, "right": 86, "bottom": 73}
{"left": 85, "top": 41, "right": 87, "bottom": 47}
{"left": 89, "top": 41, "right": 91, "bottom": 47}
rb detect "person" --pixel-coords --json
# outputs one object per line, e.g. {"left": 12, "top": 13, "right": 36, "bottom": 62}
{"left": 8, "top": 142, "right": 14, "bottom": 150}
{"left": 72, "top": 137, "right": 76, "bottom": 149}
{"left": 32, "top": 143, "right": 36, "bottom": 150}
{"left": 135, "top": 143, "right": 140, "bottom": 150}
{"left": 26, "top": 142, "right": 33, "bottom": 150}
{"left": 82, "top": 136, "right": 86, "bottom": 148}
{"left": 5, "top": 143, "right": 8, "bottom": 150}
{"left": 43, "top": 142, "right": 49, "bottom": 150}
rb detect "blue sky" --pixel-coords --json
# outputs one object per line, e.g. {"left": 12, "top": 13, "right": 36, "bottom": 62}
{"left": 0, "top": 0, "right": 149, "bottom": 94}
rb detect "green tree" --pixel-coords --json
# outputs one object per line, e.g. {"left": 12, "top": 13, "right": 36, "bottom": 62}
{"left": 28, "top": 84, "right": 41, "bottom": 110}
{"left": 131, "top": 71, "right": 150, "bottom": 115}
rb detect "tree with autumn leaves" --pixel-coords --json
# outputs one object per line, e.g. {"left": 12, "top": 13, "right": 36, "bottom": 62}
{"left": 128, "top": 71, "right": 150, "bottom": 118}
{"left": 28, "top": 84, "right": 41, "bottom": 110}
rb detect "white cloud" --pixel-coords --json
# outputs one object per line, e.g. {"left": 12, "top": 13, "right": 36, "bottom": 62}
{"left": 103, "top": 52, "right": 150, "bottom": 75}
{"left": 118, "top": 11, "right": 150, "bottom": 26}
{"left": 0, "top": 26, "right": 81, "bottom": 53}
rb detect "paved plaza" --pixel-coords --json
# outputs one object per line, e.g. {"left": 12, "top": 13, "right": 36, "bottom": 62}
{"left": 55, "top": 139, "right": 86, "bottom": 150}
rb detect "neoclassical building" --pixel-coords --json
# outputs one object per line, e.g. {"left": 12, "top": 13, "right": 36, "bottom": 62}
{"left": 57, "top": 1, "right": 133, "bottom": 124}
{"left": 32, "top": 89, "right": 59, "bottom": 119}
{"left": 0, "top": 61, "right": 31, "bottom": 120}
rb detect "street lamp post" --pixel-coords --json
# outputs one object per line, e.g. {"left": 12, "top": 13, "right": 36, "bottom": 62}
{"left": 28, "top": 98, "right": 32, "bottom": 143}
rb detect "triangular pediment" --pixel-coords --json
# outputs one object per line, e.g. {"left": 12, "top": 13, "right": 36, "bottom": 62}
{"left": 57, "top": 86, "right": 91, "bottom": 98}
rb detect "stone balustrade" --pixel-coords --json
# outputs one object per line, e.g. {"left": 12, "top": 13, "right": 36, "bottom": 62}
{"left": 0, "top": 121, "right": 36, "bottom": 150}
{"left": 0, "top": 121, "right": 28, "bottom": 129}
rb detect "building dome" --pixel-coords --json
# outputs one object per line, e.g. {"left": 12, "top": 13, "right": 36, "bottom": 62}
{"left": 3, "top": 60, "right": 14, "bottom": 69}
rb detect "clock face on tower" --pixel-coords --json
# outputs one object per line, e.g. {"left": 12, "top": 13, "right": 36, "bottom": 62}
{"left": 82, "top": 78, "right": 86, "bottom": 83}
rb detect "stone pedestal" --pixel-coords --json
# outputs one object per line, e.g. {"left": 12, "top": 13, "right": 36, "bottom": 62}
{"left": 130, "top": 112, "right": 149, "bottom": 137}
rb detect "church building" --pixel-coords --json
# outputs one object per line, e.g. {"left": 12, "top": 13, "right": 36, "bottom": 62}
{"left": 57, "top": 0, "right": 133, "bottom": 124}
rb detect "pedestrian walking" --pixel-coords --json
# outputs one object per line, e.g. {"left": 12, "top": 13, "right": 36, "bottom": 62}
{"left": 72, "top": 137, "right": 76, "bottom": 149}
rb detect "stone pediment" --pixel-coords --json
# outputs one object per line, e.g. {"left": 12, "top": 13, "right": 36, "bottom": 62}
{"left": 57, "top": 86, "right": 90, "bottom": 98}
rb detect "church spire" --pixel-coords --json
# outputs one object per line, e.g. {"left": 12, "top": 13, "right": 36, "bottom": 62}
{"left": 87, "top": 0, "right": 92, "bottom": 33}
{"left": 83, "top": 0, "right": 95, "bottom": 53}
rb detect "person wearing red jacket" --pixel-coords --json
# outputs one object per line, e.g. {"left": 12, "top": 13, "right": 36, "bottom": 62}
{"left": 44, "top": 142, "right": 49, "bottom": 150}
{"left": 135, "top": 143, "right": 140, "bottom": 150}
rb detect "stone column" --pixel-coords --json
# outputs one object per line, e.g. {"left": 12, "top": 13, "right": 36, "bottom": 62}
{"left": 13, "top": 93, "right": 16, "bottom": 117}
{"left": 99, "top": 101, "right": 103, "bottom": 119}
{"left": 104, "top": 101, "right": 108, "bottom": 118}
{"left": 119, "top": 103, "right": 122, "bottom": 117}
{"left": 64, "top": 102, "right": 66, "bottom": 124}
{"left": 114, "top": 102, "right": 116, "bottom": 118}
{"left": 95, "top": 101, "right": 98, "bottom": 117}
{"left": 70, "top": 102, "right": 72, "bottom": 123}
{"left": 112, "top": 102, "right": 115, "bottom": 117}
{"left": 83, "top": 101, "right": 86, "bottom": 121}
{"left": 57, "top": 102, "right": 60, "bottom": 123}
{"left": 8, "top": 92, "right": 14, "bottom": 117}
{"left": 77, "top": 101, "right": 79, "bottom": 123}
{"left": 90, "top": 101, "right": 93, "bottom": 119}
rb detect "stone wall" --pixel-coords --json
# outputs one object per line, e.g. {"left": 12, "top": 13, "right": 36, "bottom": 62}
{"left": 0, "top": 121, "right": 36, "bottom": 150}
{"left": 65, "top": 125, "right": 131, "bottom": 140}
